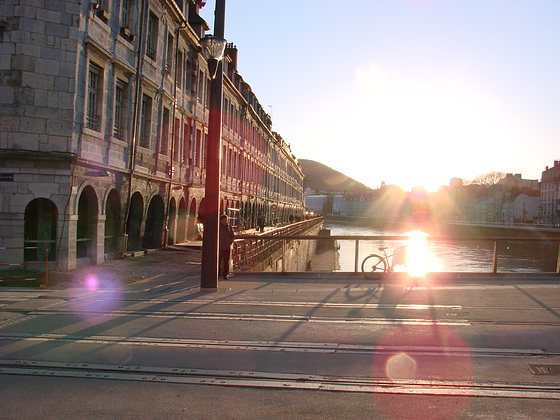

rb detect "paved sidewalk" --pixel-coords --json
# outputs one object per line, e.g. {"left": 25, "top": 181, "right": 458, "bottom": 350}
{"left": 8, "top": 244, "right": 559, "bottom": 293}
{"left": 46, "top": 247, "right": 202, "bottom": 289}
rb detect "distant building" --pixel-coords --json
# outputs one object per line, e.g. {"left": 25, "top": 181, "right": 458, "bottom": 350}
{"left": 331, "top": 194, "right": 343, "bottom": 215}
{"left": 305, "top": 194, "right": 328, "bottom": 214}
{"left": 338, "top": 186, "right": 406, "bottom": 219}
{"left": 496, "top": 174, "right": 540, "bottom": 224}
{"left": 341, "top": 193, "right": 367, "bottom": 217}
{"left": 461, "top": 174, "right": 540, "bottom": 223}
{"left": 512, "top": 193, "right": 540, "bottom": 224}
{"left": 540, "top": 160, "right": 560, "bottom": 225}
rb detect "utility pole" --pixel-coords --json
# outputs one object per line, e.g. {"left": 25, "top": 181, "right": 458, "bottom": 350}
{"left": 200, "top": 0, "right": 226, "bottom": 291}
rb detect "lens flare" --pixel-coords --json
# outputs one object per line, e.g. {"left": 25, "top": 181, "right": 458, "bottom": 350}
{"left": 373, "top": 325, "right": 473, "bottom": 419}
{"left": 84, "top": 273, "right": 100, "bottom": 290}
{"left": 386, "top": 352, "right": 417, "bottom": 380}
{"left": 406, "top": 230, "right": 429, "bottom": 276}
{"left": 71, "top": 272, "right": 121, "bottom": 321}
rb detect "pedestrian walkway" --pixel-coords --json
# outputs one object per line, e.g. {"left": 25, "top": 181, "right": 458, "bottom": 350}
{"left": 4, "top": 243, "right": 559, "bottom": 294}
{"left": 168, "top": 226, "right": 275, "bottom": 252}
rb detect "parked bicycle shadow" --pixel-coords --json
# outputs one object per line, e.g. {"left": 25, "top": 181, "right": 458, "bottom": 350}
{"left": 375, "top": 274, "right": 436, "bottom": 318}
{"left": 376, "top": 280, "right": 408, "bottom": 319}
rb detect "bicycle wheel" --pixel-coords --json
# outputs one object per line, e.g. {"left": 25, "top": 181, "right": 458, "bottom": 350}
{"left": 361, "top": 254, "right": 387, "bottom": 279}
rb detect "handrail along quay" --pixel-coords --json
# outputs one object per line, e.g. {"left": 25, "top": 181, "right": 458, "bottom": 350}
{"left": 0, "top": 246, "right": 49, "bottom": 286}
{"left": 232, "top": 217, "right": 324, "bottom": 271}
{"left": 233, "top": 233, "right": 560, "bottom": 274}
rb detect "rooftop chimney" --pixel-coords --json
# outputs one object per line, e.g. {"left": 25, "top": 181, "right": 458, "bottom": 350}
{"left": 188, "top": 1, "right": 209, "bottom": 38}
{"left": 225, "top": 43, "right": 238, "bottom": 72}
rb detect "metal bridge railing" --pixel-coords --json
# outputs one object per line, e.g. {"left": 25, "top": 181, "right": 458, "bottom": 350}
{"left": 232, "top": 235, "right": 560, "bottom": 274}
{"left": 0, "top": 247, "right": 49, "bottom": 286}
{"left": 232, "top": 217, "right": 323, "bottom": 271}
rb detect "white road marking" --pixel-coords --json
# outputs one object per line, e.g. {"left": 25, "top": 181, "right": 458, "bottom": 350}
{"left": 0, "top": 334, "right": 547, "bottom": 357}
{"left": 0, "top": 359, "right": 558, "bottom": 399}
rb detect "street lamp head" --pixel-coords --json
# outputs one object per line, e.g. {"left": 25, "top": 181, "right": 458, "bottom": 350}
{"left": 200, "top": 35, "right": 227, "bottom": 61}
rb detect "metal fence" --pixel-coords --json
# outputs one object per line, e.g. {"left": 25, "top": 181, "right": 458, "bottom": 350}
{"left": 232, "top": 217, "right": 324, "bottom": 271}
{"left": 0, "top": 247, "right": 49, "bottom": 286}
{"left": 232, "top": 234, "right": 560, "bottom": 274}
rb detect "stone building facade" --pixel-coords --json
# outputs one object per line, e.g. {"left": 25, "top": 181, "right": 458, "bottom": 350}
{"left": 0, "top": 0, "right": 304, "bottom": 270}
{"left": 540, "top": 160, "right": 560, "bottom": 226}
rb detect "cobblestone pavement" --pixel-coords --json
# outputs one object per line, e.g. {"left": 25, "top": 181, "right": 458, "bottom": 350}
{"left": 47, "top": 248, "right": 202, "bottom": 289}
{"left": 3, "top": 243, "right": 337, "bottom": 290}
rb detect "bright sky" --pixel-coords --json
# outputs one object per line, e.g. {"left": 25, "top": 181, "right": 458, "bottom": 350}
{"left": 200, "top": 0, "right": 560, "bottom": 192}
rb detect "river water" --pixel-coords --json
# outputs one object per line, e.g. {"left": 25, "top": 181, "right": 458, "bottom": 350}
{"left": 323, "top": 221, "right": 559, "bottom": 273}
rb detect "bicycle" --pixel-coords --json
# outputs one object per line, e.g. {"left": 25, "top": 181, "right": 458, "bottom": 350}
{"left": 361, "top": 245, "right": 407, "bottom": 279}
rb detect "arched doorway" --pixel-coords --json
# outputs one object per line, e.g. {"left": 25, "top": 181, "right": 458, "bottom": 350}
{"left": 24, "top": 198, "right": 58, "bottom": 262}
{"left": 77, "top": 186, "right": 98, "bottom": 261}
{"left": 197, "top": 197, "right": 206, "bottom": 240}
{"left": 143, "top": 195, "right": 164, "bottom": 249}
{"left": 177, "top": 197, "right": 187, "bottom": 243}
{"left": 104, "top": 189, "right": 120, "bottom": 256}
{"left": 199, "top": 197, "right": 206, "bottom": 223}
{"left": 126, "top": 192, "right": 143, "bottom": 251}
{"left": 187, "top": 198, "right": 197, "bottom": 240}
{"left": 167, "top": 197, "right": 177, "bottom": 245}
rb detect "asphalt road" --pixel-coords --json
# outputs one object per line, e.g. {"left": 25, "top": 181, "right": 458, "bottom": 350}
{"left": 1, "top": 250, "right": 559, "bottom": 419}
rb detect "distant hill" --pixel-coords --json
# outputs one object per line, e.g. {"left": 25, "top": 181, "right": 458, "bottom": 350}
{"left": 299, "top": 159, "right": 370, "bottom": 193}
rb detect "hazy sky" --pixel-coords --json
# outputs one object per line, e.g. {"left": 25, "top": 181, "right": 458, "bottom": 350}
{"left": 200, "top": 0, "right": 560, "bottom": 191}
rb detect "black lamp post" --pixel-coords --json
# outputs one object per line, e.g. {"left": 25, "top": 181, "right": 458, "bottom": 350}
{"left": 200, "top": 0, "right": 226, "bottom": 291}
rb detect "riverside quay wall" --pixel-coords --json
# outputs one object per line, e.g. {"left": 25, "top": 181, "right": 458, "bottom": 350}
{"left": 233, "top": 218, "right": 323, "bottom": 272}
{"left": 326, "top": 216, "right": 560, "bottom": 239}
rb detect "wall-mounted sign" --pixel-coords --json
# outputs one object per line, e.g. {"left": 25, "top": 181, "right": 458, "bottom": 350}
{"left": 0, "top": 173, "right": 14, "bottom": 182}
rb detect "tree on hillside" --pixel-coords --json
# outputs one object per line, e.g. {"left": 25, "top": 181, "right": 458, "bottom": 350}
{"left": 470, "top": 171, "right": 506, "bottom": 186}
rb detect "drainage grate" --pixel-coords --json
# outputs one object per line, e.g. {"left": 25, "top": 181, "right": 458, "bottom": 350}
{"left": 528, "top": 365, "right": 560, "bottom": 375}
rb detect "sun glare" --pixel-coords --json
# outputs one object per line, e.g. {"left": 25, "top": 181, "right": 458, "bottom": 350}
{"left": 405, "top": 230, "right": 429, "bottom": 276}
{"left": 350, "top": 62, "right": 511, "bottom": 193}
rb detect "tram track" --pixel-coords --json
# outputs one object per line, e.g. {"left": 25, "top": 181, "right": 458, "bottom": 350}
{"left": 0, "top": 307, "right": 474, "bottom": 326}
{"left": 61, "top": 293, "right": 560, "bottom": 314}
{"left": 3, "top": 304, "right": 560, "bottom": 327}
{"left": 0, "top": 359, "right": 559, "bottom": 399}
{"left": 2, "top": 285, "right": 560, "bottom": 406}
{"left": 0, "top": 332, "right": 555, "bottom": 357}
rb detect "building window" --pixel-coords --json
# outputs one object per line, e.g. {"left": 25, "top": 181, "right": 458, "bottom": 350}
{"left": 186, "top": 54, "right": 194, "bottom": 94}
{"left": 139, "top": 94, "right": 152, "bottom": 148}
{"left": 204, "top": 75, "right": 209, "bottom": 108}
{"left": 146, "top": 12, "right": 158, "bottom": 61}
{"left": 86, "top": 63, "right": 102, "bottom": 131}
{"left": 197, "top": 69, "right": 204, "bottom": 103}
{"left": 183, "top": 121, "right": 191, "bottom": 165}
{"left": 194, "top": 129, "right": 201, "bottom": 167}
{"left": 176, "top": 50, "right": 183, "bottom": 89}
{"left": 173, "top": 118, "right": 180, "bottom": 161}
{"left": 221, "top": 145, "right": 226, "bottom": 175}
{"left": 96, "top": 0, "right": 110, "bottom": 11}
{"left": 93, "top": 0, "right": 110, "bottom": 21}
{"left": 114, "top": 80, "right": 126, "bottom": 140}
{"left": 166, "top": 33, "right": 174, "bottom": 75}
{"left": 120, "top": 0, "right": 130, "bottom": 26}
{"left": 160, "top": 107, "right": 170, "bottom": 155}
{"left": 201, "top": 131, "right": 206, "bottom": 169}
